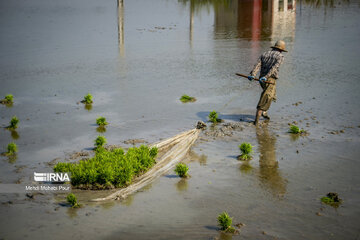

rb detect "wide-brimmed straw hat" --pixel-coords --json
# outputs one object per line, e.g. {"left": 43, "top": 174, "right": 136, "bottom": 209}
{"left": 271, "top": 40, "right": 288, "bottom": 52}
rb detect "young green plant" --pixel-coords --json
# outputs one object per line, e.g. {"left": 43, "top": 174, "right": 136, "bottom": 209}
{"left": 82, "top": 93, "right": 93, "bottom": 104}
{"left": 94, "top": 136, "right": 107, "bottom": 148}
{"left": 8, "top": 116, "right": 19, "bottom": 130}
{"left": 66, "top": 193, "right": 81, "bottom": 208}
{"left": 0, "top": 94, "right": 13, "bottom": 104}
{"left": 174, "top": 163, "right": 189, "bottom": 178}
{"left": 4, "top": 94, "right": 13, "bottom": 103}
{"left": 6, "top": 142, "right": 17, "bottom": 155}
{"left": 217, "top": 212, "right": 237, "bottom": 233}
{"left": 180, "top": 94, "right": 196, "bottom": 103}
{"left": 96, "top": 117, "right": 108, "bottom": 126}
{"left": 321, "top": 192, "right": 342, "bottom": 207}
{"left": 289, "top": 125, "right": 305, "bottom": 134}
{"left": 208, "top": 110, "right": 221, "bottom": 123}
{"left": 238, "top": 142, "right": 253, "bottom": 160}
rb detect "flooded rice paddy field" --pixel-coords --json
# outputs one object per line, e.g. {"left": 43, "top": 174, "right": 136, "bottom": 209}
{"left": 1, "top": 0, "right": 360, "bottom": 239}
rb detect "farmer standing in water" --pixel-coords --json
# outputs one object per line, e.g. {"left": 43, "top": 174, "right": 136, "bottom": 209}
{"left": 248, "top": 40, "right": 287, "bottom": 126}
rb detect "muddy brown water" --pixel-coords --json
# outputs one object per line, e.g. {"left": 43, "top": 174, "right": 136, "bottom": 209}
{"left": 1, "top": 0, "right": 360, "bottom": 239}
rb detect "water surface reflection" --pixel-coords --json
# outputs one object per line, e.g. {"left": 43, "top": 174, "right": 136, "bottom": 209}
{"left": 256, "top": 124, "right": 287, "bottom": 198}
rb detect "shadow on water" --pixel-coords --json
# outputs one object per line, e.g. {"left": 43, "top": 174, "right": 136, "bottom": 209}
{"left": 256, "top": 124, "right": 287, "bottom": 198}
{"left": 164, "top": 174, "right": 178, "bottom": 179}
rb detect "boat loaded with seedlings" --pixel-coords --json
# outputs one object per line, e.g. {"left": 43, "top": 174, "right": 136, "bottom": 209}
{"left": 53, "top": 122, "right": 205, "bottom": 200}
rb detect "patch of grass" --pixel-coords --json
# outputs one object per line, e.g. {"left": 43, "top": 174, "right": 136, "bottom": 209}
{"left": 54, "top": 145, "right": 158, "bottom": 189}
{"left": 94, "top": 136, "right": 107, "bottom": 148}
{"left": 238, "top": 142, "right": 253, "bottom": 160}
{"left": 7, "top": 142, "right": 17, "bottom": 155}
{"left": 289, "top": 125, "right": 305, "bottom": 134}
{"left": 208, "top": 110, "right": 221, "bottom": 123}
{"left": 180, "top": 94, "right": 196, "bottom": 103}
{"left": 7, "top": 116, "right": 19, "bottom": 130}
{"left": 82, "top": 93, "right": 93, "bottom": 104}
{"left": 321, "top": 192, "right": 342, "bottom": 207}
{"left": 218, "top": 212, "right": 233, "bottom": 230}
{"left": 66, "top": 193, "right": 81, "bottom": 208}
{"left": 174, "top": 163, "right": 189, "bottom": 178}
{"left": 96, "top": 117, "right": 108, "bottom": 126}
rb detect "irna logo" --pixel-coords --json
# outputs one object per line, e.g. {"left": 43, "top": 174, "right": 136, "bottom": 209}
{"left": 34, "top": 172, "right": 70, "bottom": 182}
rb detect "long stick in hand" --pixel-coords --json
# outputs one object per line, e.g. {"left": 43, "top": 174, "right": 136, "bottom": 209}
{"left": 235, "top": 73, "right": 274, "bottom": 84}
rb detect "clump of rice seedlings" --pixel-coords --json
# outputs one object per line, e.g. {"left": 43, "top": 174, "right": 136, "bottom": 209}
{"left": 174, "top": 163, "right": 189, "bottom": 178}
{"left": 94, "top": 136, "right": 107, "bottom": 148}
{"left": 180, "top": 94, "right": 196, "bottom": 103}
{"left": 208, "top": 110, "right": 221, "bottom": 123}
{"left": 0, "top": 94, "right": 13, "bottom": 104}
{"left": 217, "top": 212, "right": 237, "bottom": 233}
{"left": 54, "top": 145, "right": 158, "bottom": 189}
{"left": 238, "top": 142, "right": 253, "bottom": 160}
{"left": 7, "top": 116, "right": 19, "bottom": 130}
{"left": 6, "top": 142, "right": 17, "bottom": 155}
{"left": 81, "top": 93, "right": 93, "bottom": 104}
{"left": 289, "top": 125, "right": 305, "bottom": 134}
{"left": 66, "top": 193, "right": 81, "bottom": 208}
{"left": 321, "top": 192, "right": 342, "bottom": 207}
{"left": 96, "top": 117, "right": 108, "bottom": 126}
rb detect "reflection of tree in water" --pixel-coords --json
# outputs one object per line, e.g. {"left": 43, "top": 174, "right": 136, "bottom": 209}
{"left": 302, "top": 0, "right": 349, "bottom": 8}
{"left": 176, "top": 178, "right": 188, "bottom": 192}
{"left": 178, "top": 0, "right": 231, "bottom": 14}
{"left": 66, "top": 207, "right": 78, "bottom": 218}
{"left": 10, "top": 130, "right": 20, "bottom": 140}
{"left": 239, "top": 161, "right": 253, "bottom": 174}
{"left": 256, "top": 125, "right": 287, "bottom": 197}
{"left": 189, "top": 150, "right": 207, "bottom": 166}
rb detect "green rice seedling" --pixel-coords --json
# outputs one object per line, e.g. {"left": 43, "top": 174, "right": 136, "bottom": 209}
{"left": 7, "top": 142, "right": 17, "bottom": 155}
{"left": 82, "top": 93, "right": 93, "bottom": 104}
{"left": 208, "top": 110, "right": 221, "bottom": 123}
{"left": 321, "top": 192, "right": 342, "bottom": 207}
{"left": 5, "top": 94, "right": 13, "bottom": 103}
{"left": 180, "top": 94, "right": 196, "bottom": 103}
{"left": 8, "top": 116, "right": 19, "bottom": 130}
{"left": 217, "top": 212, "right": 233, "bottom": 230}
{"left": 289, "top": 125, "right": 305, "bottom": 134}
{"left": 66, "top": 193, "right": 80, "bottom": 208}
{"left": 94, "top": 136, "right": 107, "bottom": 148}
{"left": 54, "top": 145, "right": 158, "bottom": 189}
{"left": 238, "top": 142, "right": 253, "bottom": 160}
{"left": 96, "top": 117, "right": 108, "bottom": 126}
{"left": 174, "top": 163, "right": 189, "bottom": 178}
{"left": 0, "top": 94, "right": 13, "bottom": 104}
